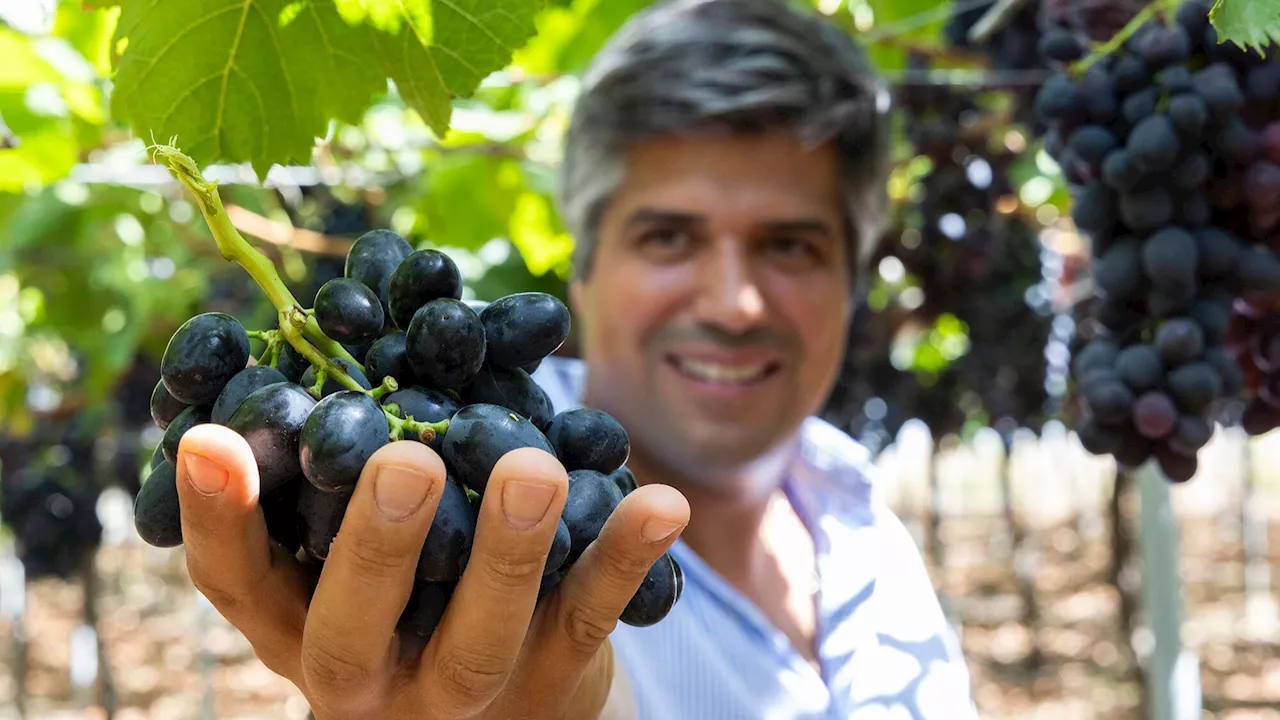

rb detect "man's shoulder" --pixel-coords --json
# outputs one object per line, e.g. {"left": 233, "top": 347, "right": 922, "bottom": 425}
{"left": 790, "top": 415, "right": 889, "bottom": 522}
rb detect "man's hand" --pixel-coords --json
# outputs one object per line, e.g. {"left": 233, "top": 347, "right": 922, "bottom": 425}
{"left": 174, "top": 423, "right": 689, "bottom": 719}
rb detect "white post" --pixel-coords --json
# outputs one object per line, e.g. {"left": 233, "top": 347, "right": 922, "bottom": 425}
{"left": 1136, "top": 462, "right": 1200, "bottom": 720}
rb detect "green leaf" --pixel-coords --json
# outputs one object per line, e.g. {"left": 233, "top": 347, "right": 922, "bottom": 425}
{"left": 515, "top": 0, "right": 652, "bottom": 75}
{"left": 1209, "top": 0, "right": 1280, "bottom": 56}
{"left": 416, "top": 151, "right": 524, "bottom": 251}
{"left": 110, "top": 0, "right": 386, "bottom": 178}
{"left": 375, "top": 0, "right": 541, "bottom": 138}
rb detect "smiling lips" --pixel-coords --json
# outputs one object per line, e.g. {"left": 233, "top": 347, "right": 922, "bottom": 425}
{"left": 666, "top": 354, "right": 781, "bottom": 386}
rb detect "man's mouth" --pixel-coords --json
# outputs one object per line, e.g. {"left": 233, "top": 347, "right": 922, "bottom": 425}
{"left": 666, "top": 355, "right": 781, "bottom": 386}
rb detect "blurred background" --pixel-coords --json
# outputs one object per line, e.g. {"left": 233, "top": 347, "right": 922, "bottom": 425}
{"left": 0, "top": 0, "right": 1277, "bottom": 718}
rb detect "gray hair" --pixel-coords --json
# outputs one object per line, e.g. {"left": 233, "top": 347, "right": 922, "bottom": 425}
{"left": 558, "top": 0, "right": 893, "bottom": 280}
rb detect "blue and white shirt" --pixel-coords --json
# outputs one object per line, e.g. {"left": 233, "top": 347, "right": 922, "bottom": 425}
{"left": 533, "top": 358, "right": 979, "bottom": 720}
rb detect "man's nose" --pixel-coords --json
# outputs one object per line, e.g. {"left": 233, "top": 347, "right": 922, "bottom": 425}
{"left": 692, "top": 240, "right": 767, "bottom": 335}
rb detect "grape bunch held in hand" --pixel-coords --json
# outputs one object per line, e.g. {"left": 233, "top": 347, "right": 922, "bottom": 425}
{"left": 135, "top": 227, "right": 682, "bottom": 640}
{"left": 1031, "top": 1, "right": 1280, "bottom": 481}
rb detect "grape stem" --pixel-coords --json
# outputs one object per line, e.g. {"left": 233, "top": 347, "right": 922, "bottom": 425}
{"left": 147, "top": 141, "right": 363, "bottom": 374}
{"left": 1069, "top": 0, "right": 1186, "bottom": 76}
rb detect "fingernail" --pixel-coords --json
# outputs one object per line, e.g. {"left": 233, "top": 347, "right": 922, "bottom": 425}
{"left": 184, "top": 453, "right": 229, "bottom": 496}
{"left": 502, "top": 481, "right": 556, "bottom": 530}
{"left": 374, "top": 465, "right": 432, "bottom": 522}
{"left": 641, "top": 518, "right": 682, "bottom": 544}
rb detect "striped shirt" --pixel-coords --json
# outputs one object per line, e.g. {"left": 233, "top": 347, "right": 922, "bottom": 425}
{"left": 532, "top": 357, "right": 979, "bottom": 720}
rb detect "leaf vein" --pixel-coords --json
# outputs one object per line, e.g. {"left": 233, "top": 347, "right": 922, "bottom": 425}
{"left": 213, "top": 0, "right": 255, "bottom": 159}
{"left": 115, "top": 4, "right": 242, "bottom": 107}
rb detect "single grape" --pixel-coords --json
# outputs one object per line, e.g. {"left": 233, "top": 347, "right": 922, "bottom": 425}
{"left": 1237, "top": 246, "right": 1280, "bottom": 294}
{"left": 365, "top": 332, "right": 416, "bottom": 388}
{"left": 160, "top": 313, "right": 251, "bottom": 405}
{"left": 1034, "top": 73, "right": 1083, "bottom": 122}
{"left": 345, "top": 229, "right": 414, "bottom": 321}
{"left": 561, "top": 469, "right": 625, "bottom": 564}
{"left": 539, "top": 570, "right": 563, "bottom": 600}
{"left": 383, "top": 386, "right": 459, "bottom": 452}
{"left": 1167, "top": 94, "right": 1208, "bottom": 137}
{"left": 1167, "top": 416, "right": 1213, "bottom": 456}
{"left": 1071, "top": 338, "right": 1119, "bottom": 380}
{"left": 1141, "top": 227, "right": 1198, "bottom": 295}
{"left": 1101, "top": 151, "right": 1142, "bottom": 191}
{"left": 464, "top": 366, "right": 556, "bottom": 429}
{"left": 440, "top": 403, "right": 556, "bottom": 494}
{"left": 149, "top": 443, "right": 165, "bottom": 471}
{"left": 546, "top": 518, "right": 572, "bottom": 576}
{"left": 1067, "top": 126, "right": 1118, "bottom": 167}
{"left": 1121, "top": 87, "right": 1159, "bottom": 125}
{"left": 416, "top": 477, "right": 477, "bottom": 583}
{"left": 1167, "top": 362, "right": 1222, "bottom": 413}
{"left": 1038, "top": 28, "right": 1084, "bottom": 62}
{"left": 1193, "top": 63, "right": 1244, "bottom": 117}
{"left": 1115, "top": 344, "right": 1164, "bottom": 392}
{"left": 227, "top": 383, "right": 317, "bottom": 495}
{"left": 479, "top": 293, "right": 572, "bottom": 370}
{"left": 1072, "top": 183, "right": 1114, "bottom": 235}
{"left": 1119, "top": 187, "right": 1173, "bottom": 230}
{"left": 608, "top": 465, "right": 638, "bottom": 496}
{"left": 1114, "top": 425, "right": 1154, "bottom": 468}
{"left": 1082, "top": 378, "right": 1135, "bottom": 426}
{"left": 1155, "top": 443, "right": 1198, "bottom": 483}
{"left": 161, "top": 404, "right": 211, "bottom": 466}
{"left": 620, "top": 553, "right": 684, "bottom": 628}
{"left": 275, "top": 343, "right": 309, "bottom": 383}
{"left": 406, "top": 298, "right": 487, "bottom": 389}
{"left": 1094, "top": 240, "right": 1143, "bottom": 299}
{"left": 150, "top": 380, "right": 189, "bottom": 431}
{"left": 1172, "top": 153, "right": 1211, "bottom": 190}
{"left": 1157, "top": 66, "right": 1194, "bottom": 95}
{"left": 1127, "top": 115, "right": 1180, "bottom": 173}
{"left": 1243, "top": 162, "right": 1280, "bottom": 212}
{"left": 300, "top": 358, "right": 373, "bottom": 399}
{"left": 211, "top": 365, "right": 289, "bottom": 425}
{"left": 397, "top": 581, "right": 455, "bottom": 647}
{"left": 1076, "top": 417, "right": 1122, "bottom": 456}
{"left": 1154, "top": 318, "right": 1205, "bottom": 363}
{"left": 261, "top": 479, "right": 303, "bottom": 554}
{"left": 1139, "top": 25, "right": 1190, "bottom": 67}
{"left": 1132, "top": 391, "right": 1179, "bottom": 439}
{"left": 1206, "top": 346, "right": 1246, "bottom": 396}
{"left": 1195, "top": 227, "right": 1242, "bottom": 281}
{"left": 315, "top": 277, "right": 386, "bottom": 346}
{"left": 300, "top": 391, "right": 390, "bottom": 493}
{"left": 1112, "top": 55, "right": 1149, "bottom": 93}
{"left": 298, "top": 482, "right": 355, "bottom": 562}
{"left": 544, "top": 408, "right": 631, "bottom": 475}
{"left": 388, "top": 249, "right": 464, "bottom": 331}
{"left": 1214, "top": 117, "right": 1261, "bottom": 163}
{"left": 1188, "top": 300, "right": 1230, "bottom": 345}
{"left": 133, "top": 460, "right": 182, "bottom": 548}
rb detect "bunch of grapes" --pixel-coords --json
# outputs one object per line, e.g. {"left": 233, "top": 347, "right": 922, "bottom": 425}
{"left": 822, "top": 52, "right": 1052, "bottom": 445}
{"left": 134, "top": 228, "right": 681, "bottom": 643}
{"left": 1031, "top": 1, "right": 1280, "bottom": 480}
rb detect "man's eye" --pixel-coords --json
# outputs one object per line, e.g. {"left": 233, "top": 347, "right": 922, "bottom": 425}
{"left": 639, "top": 227, "right": 690, "bottom": 250}
{"left": 766, "top": 235, "right": 818, "bottom": 260}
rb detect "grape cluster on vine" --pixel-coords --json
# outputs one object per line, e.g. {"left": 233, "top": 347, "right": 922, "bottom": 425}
{"left": 1031, "top": 1, "right": 1280, "bottom": 480}
{"left": 135, "top": 226, "right": 679, "bottom": 641}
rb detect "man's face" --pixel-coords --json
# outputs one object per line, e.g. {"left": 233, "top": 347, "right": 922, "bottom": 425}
{"left": 571, "top": 129, "right": 853, "bottom": 483}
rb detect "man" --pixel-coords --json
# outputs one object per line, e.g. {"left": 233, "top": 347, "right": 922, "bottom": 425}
{"left": 172, "top": 0, "right": 978, "bottom": 718}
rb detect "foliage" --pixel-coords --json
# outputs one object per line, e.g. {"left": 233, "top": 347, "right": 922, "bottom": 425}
{"left": 1209, "top": 0, "right": 1280, "bottom": 56}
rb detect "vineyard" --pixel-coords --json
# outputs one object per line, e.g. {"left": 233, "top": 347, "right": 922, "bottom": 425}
{"left": 1, "top": 0, "right": 1280, "bottom": 718}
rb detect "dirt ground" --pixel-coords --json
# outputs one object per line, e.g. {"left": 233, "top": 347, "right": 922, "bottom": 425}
{"left": 1, "top": 514, "right": 1279, "bottom": 720}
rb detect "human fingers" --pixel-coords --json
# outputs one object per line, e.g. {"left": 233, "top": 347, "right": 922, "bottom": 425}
{"left": 175, "top": 424, "right": 311, "bottom": 681}
{"left": 415, "top": 447, "right": 567, "bottom": 717}
{"left": 499, "top": 484, "right": 689, "bottom": 717}
{"left": 301, "top": 441, "right": 446, "bottom": 713}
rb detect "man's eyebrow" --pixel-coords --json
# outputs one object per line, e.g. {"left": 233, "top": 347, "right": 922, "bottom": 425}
{"left": 623, "top": 209, "right": 705, "bottom": 231}
{"left": 760, "top": 218, "right": 835, "bottom": 236}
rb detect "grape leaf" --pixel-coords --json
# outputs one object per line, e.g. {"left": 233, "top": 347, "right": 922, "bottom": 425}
{"left": 1209, "top": 0, "right": 1280, "bottom": 56}
{"left": 110, "top": 0, "right": 541, "bottom": 178}
{"left": 110, "top": 0, "right": 386, "bottom": 179}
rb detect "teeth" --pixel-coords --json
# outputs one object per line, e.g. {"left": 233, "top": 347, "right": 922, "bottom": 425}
{"left": 675, "top": 358, "right": 769, "bottom": 384}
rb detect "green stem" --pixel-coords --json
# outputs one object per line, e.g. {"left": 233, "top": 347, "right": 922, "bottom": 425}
{"left": 370, "top": 376, "right": 400, "bottom": 401}
{"left": 149, "top": 141, "right": 365, "bottom": 373}
{"left": 278, "top": 308, "right": 366, "bottom": 395}
{"left": 383, "top": 410, "right": 450, "bottom": 445}
{"left": 247, "top": 330, "right": 275, "bottom": 342}
{"left": 1069, "top": 0, "right": 1181, "bottom": 76}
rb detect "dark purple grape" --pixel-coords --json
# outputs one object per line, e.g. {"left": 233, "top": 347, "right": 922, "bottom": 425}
{"left": 561, "top": 469, "right": 625, "bottom": 564}
{"left": 1195, "top": 227, "right": 1242, "bottom": 280}
{"left": 211, "top": 366, "right": 289, "bottom": 425}
{"left": 1167, "top": 94, "right": 1208, "bottom": 137}
{"left": 161, "top": 404, "right": 211, "bottom": 466}
{"left": 1115, "top": 344, "right": 1163, "bottom": 392}
{"left": 479, "top": 293, "right": 572, "bottom": 370}
{"left": 1101, "top": 151, "right": 1142, "bottom": 191}
{"left": 1167, "top": 362, "right": 1222, "bottom": 413}
{"left": 1068, "top": 126, "right": 1119, "bottom": 167}
{"left": 1094, "top": 240, "right": 1143, "bottom": 299}
{"left": 300, "top": 391, "right": 390, "bottom": 493}
{"left": 315, "top": 277, "right": 385, "bottom": 346}
{"left": 1167, "top": 416, "right": 1213, "bottom": 456}
{"left": 150, "top": 380, "right": 189, "bottom": 431}
{"left": 544, "top": 408, "right": 631, "bottom": 475}
{"left": 1082, "top": 378, "right": 1134, "bottom": 426}
{"left": 1072, "top": 183, "right": 1114, "bottom": 235}
{"left": 620, "top": 553, "right": 683, "bottom": 627}
{"left": 1237, "top": 246, "right": 1280, "bottom": 294}
{"left": 1141, "top": 227, "right": 1198, "bottom": 295}
{"left": 397, "top": 581, "right": 455, "bottom": 646}
{"left": 1119, "top": 187, "right": 1173, "bottom": 230}
{"left": 1072, "top": 338, "right": 1119, "bottom": 379}
{"left": 1155, "top": 444, "right": 1198, "bottom": 482}
{"left": 1034, "top": 73, "right": 1082, "bottom": 122}
{"left": 275, "top": 343, "right": 309, "bottom": 383}
{"left": 1133, "top": 391, "right": 1179, "bottom": 439}
{"left": 1172, "top": 153, "right": 1211, "bottom": 190}
{"left": 546, "top": 518, "right": 571, "bottom": 575}
{"left": 608, "top": 465, "right": 638, "bottom": 496}
{"left": 464, "top": 366, "right": 555, "bottom": 429}
{"left": 161, "top": 313, "right": 251, "bottom": 405}
{"left": 388, "top": 249, "right": 464, "bottom": 331}
{"left": 345, "top": 229, "right": 414, "bottom": 320}
{"left": 298, "top": 482, "right": 354, "bottom": 562}
{"left": 406, "top": 298, "right": 487, "bottom": 389}
{"left": 1038, "top": 28, "right": 1084, "bottom": 62}
{"left": 227, "top": 383, "right": 316, "bottom": 495}
{"left": 416, "top": 478, "right": 476, "bottom": 583}
{"left": 365, "top": 332, "right": 416, "bottom": 387}
{"left": 440, "top": 403, "right": 556, "bottom": 494}
{"left": 261, "top": 479, "right": 303, "bottom": 554}
{"left": 133, "top": 460, "right": 182, "bottom": 548}
{"left": 1076, "top": 417, "right": 1122, "bottom": 456}
{"left": 1127, "top": 115, "right": 1180, "bottom": 173}
{"left": 1155, "top": 318, "right": 1205, "bottom": 363}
